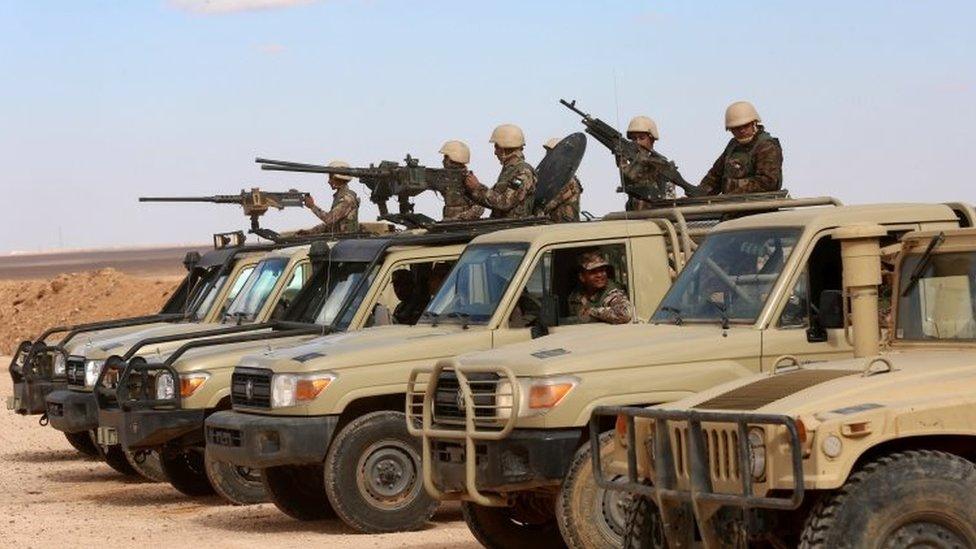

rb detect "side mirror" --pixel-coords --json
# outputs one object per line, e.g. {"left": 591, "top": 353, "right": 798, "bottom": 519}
{"left": 531, "top": 295, "right": 560, "bottom": 339}
{"left": 807, "top": 290, "right": 844, "bottom": 343}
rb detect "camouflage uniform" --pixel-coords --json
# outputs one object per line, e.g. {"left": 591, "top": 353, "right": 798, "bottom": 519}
{"left": 441, "top": 185, "right": 484, "bottom": 221}
{"left": 699, "top": 128, "right": 783, "bottom": 195}
{"left": 567, "top": 281, "right": 634, "bottom": 324}
{"left": 619, "top": 147, "right": 676, "bottom": 211}
{"left": 307, "top": 186, "right": 360, "bottom": 234}
{"left": 467, "top": 151, "right": 537, "bottom": 219}
{"left": 537, "top": 176, "right": 582, "bottom": 222}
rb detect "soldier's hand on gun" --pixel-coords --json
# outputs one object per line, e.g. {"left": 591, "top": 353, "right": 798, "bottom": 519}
{"left": 303, "top": 195, "right": 316, "bottom": 208}
{"left": 464, "top": 172, "right": 481, "bottom": 192}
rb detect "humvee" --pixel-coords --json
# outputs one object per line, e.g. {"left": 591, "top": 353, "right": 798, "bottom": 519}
{"left": 45, "top": 242, "right": 313, "bottom": 478}
{"left": 95, "top": 230, "right": 479, "bottom": 503}
{"left": 202, "top": 197, "right": 807, "bottom": 535}
{"left": 600, "top": 225, "right": 976, "bottom": 547}
{"left": 408, "top": 202, "right": 975, "bottom": 549}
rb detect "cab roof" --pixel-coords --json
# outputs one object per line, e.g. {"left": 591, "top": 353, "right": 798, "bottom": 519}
{"left": 470, "top": 219, "right": 665, "bottom": 246}
{"left": 715, "top": 203, "right": 963, "bottom": 233}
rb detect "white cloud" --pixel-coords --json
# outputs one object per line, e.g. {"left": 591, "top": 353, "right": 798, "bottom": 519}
{"left": 168, "top": 0, "right": 316, "bottom": 15}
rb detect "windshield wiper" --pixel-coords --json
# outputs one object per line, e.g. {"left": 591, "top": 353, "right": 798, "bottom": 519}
{"left": 900, "top": 232, "right": 945, "bottom": 297}
{"left": 709, "top": 301, "right": 731, "bottom": 330}
{"left": 445, "top": 312, "right": 471, "bottom": 330}
{"left": 660, "top": 305, "right": 683, "bottom": 326}
{"left": 421, "top": 311, "right": 439, "bottom": 327}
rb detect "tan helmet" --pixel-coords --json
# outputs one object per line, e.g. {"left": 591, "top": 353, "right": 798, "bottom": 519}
{"left": 489, "top": 124, "right": 525, "bottom": 148}
{"left": 724, "top": 101, "right": 761, "bottom": 129}
{"left": 438, "top": 140, "right": 471, "bottom": 164}
{"left": 543, "top": 137, "right": 561, "bottom": 151}
{"left": 328, "top": 160, "right": 353, "bottom": 182}
{"left": 626, "top": 116, "right": 660, "bottom": 139}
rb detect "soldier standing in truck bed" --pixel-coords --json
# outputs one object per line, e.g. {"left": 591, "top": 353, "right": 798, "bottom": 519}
{"left": 438, "top": 140, "right": 484, "bottom": 221}
{"left": 464, "top": 124, "right": 537, "bottom": 219}
{"left": 699, "top": 101, "right": 783, "bottom": 195}
{"left": 300, "top": 160, "right": 360, "bottom": 235}
{"left": 536, "top": 137, "right": 582, "bottom": 223}
{"left": 618, "top": 115, "right": 676, "bottom": 210}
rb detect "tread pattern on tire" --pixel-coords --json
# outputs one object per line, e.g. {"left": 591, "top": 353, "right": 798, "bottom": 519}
{"left": 262, "top": 464, "right": 334, "bottom": 521}
{"left": 64, "top": 430, "right": 99, "bottom": 457}
{"left": 160, "top": 449, "right": 216, "bottom": 497}
{"left": 556, "top": 431, "right": 613, "bottom": 549}
{"left": 621, "top": 495, "right": 658, "bottom": 549}
{"left": 799, "top": 449, "right": 976, "bottom": 549}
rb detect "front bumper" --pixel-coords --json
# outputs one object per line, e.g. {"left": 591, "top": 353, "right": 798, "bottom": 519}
{"left": 10, "top": 380, "right": 65, "bottom": 415}
{"left": 589, "top": 406, "right": 805, "bottom": 547}
{"left": 204, "top": 411, "right": 338, "bottom": 469}
{"left": 99, "top": 407, "right": 205, "bottom": 450}
{"left": 46, "top": 390, "right": 98, "bottom": 434}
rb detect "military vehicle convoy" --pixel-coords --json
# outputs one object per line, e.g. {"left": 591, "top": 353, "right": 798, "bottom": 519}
{"left": 408, "top": 202, "right": 975, "bottom": 548}
{"left": 95, "top": 229, "right": 481, "bottom": 503}
{"left": 44, "top": 243, "right": 313, "bottom": 478}
{"left": 600, "top": 225, "right": 976, "bottom": 548}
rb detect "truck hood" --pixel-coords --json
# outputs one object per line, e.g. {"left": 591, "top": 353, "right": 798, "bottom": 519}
{"left": 65, "top": 322, "right": 225, "bottom": 360}
{"left": 665, "top": 349, "right": 976, "bottom": 418}
{"left": 453, "top": 323, "right": 760, "bottom": 378}
{"left": 239, "top": 324, "right": 490, "bottom": 374}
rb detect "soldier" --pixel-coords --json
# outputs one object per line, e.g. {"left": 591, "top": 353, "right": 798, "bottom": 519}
{"left": 464, "top": 124, "right": 537, "bottom": 219}
{"left": 391, "top": 270, "right": 427, "bottom": 325}
{"left": 618, "top": 115, "right": 675, "bottom": 210}
{"left": 300, "top": 160, "right": 360, "bottom": 234}
{"left": 438, "top": 140, "right": 484, "bottom": 221}
{"left": 567, "top": 251, "right": 634, "bottom": 324}
{"left": 699, "top": 101, "right": 783, "bottom": 195}
{"left": 536, "top": 137, "right": 582, "bottom": 222}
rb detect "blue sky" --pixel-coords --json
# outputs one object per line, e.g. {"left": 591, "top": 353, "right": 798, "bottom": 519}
{"left": 1, "top": 0, "right": 973, "bottom": 252}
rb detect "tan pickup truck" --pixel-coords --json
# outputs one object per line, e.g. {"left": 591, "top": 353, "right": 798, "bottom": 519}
{"left": 605, "top": 226, "right": 976, "bottom": 548}
{"left": 408, "top": 202, "right": 975, "bottom": 549}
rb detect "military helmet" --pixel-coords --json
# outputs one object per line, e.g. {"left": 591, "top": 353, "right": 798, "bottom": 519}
{"left": 578, "top": 251, "right": 610, "bottom": 272}
{"left": 724, "top": 101, "right": 761, "bottom": 129}
{"left": 626, "top": 116, "right": 660, "bottom": 139}
{"left": 489, "top": 124, "right": 525, "bottom": 148}
{"left": 328, "top": 160, "right": 353, "bottom": 182}
{"left": 543, "top": 137, "right": 562, "bottom": 151}
{"left": 439, "top": 140, "right": 470, "bottom": 164}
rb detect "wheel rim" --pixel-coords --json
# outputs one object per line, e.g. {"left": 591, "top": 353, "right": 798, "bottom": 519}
{"left": 882, "top": 514, "right": 973, "bottom": 549}
{"left": 355, "top": 440, "right": 422, "bottom": 510}
{"left": 596, "top": 474, "right": 631, "bottom": 543}
{"left": 233, "top": 465, "right": 262, "bottom": 485}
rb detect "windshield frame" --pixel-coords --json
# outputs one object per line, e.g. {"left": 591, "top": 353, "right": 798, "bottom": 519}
{"left": 893, "top": 249, "right": 976, "bottom": 345}
{"left": 651, "top": 227, "right": 804, "bottom": 327}
{"left": 417, "top": 242, "right": 530, "bottom": 327}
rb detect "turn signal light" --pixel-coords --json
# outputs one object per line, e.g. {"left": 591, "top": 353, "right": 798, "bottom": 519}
{"left": 296, "top": 377, "right": 332, "bottom": 401}
{"left": 180, "top": 376, "right": 208, "bottom": 397}
{"left": 528, "top": 383, "right": 575, "bottom": 409}
{"left": 615, "top": 414, "right": 628, "bottom": 438}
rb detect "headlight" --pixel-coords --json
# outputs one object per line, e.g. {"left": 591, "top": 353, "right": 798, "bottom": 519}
{"left": 495, "top": 376, "right": 579, "bottom": 419}
{"left": 53, "top": 354, "right": 67, "bottom": 377}
{"left": 156, "top": 371, "right": 175, "bottom": 400}
{"left": 747, "top": 427, "right": 766, "bottom": 480}
{"left": 179, "top": 372, "right": 210, "bottom": 398}
{"left": 84, "top": 360, "right": 106, "bottom": 388}
{"left": 271, "top": 371, "right": 336, "bottom": 408}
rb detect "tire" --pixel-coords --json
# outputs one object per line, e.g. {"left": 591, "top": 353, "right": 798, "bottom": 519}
{"left": 799, "top": 450, "right": 976, "bottom": 549}
{"left": 262, "top": 464, "right": 335, "bottom": 521}
{"left": 204, "top": 448, "right": 267, "bottom": 505}
{"left": 323, "top": 411, "right": 437, "bottom": 533}
{"left": 557, "top": 432, "right": 632, "bottom": 548}
{"left": 621, "top": 496, "right": 666, "bottom": 549}
{"left": 125, "top": 449, "right": 167, "bottom": 483}
{"left": 99, "top": 440, "right": 139, "bottom": 477}
{"left": 64, "top": 430, "right": 99, "bottom": 457}
{"left": 159, "top": 448, "right": 216, "bottom": 497}
{"left": 462, "top": 499, "right": 567, "bottom": 549}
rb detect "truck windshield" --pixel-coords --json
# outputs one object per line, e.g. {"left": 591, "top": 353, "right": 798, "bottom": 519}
{"left": 652, "top": 228, "right": 801, "bottom": 325}
{"left": 313, "top": 261, "right": 374, "bottom": 329}
{"left": 896, "top": 251, "right": 976, "bottom": 341}
{"left": 188, "top": 271, "right": 227, "bottom": 321}
{"left": 420, "top": 243, "right": 528, "bottom": 326}
{"left": 223, "top": 257, "right": 290, "bottom": 323}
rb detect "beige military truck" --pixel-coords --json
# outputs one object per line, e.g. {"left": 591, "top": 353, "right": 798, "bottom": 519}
{"left": 96, "top": 231, "right": 477, "bottom": 503}
{"left": 204, "top": 213, "right": 707, "bottom": 534}
{"left": 45, "top": 242, "right": 313, "bottom": 478}
{"left": 407, "top": 202, "right": 975, "bottom": 549}
{"left": 603, "top": 225, "right": 976, "bottom": 548}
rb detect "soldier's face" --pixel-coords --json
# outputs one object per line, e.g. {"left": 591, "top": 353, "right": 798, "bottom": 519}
{"left": 730, "top": 122, "right": 758, "bottom": 143}
{"left": 579, "top": 266, "right": 609, "bottom": 292}
{"left": 493, "top": 144, "right": 505, "bottom": 163}
{"left": 328, "top": 176, "right": 344, "bottom": 190}
{"left": 628, "top": 132, "right": 654, "bottom": 151}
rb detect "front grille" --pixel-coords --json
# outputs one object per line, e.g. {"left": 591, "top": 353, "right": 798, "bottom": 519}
{"left": 670, "top": 424, "right": 741, "bottom": 484}
{"left": 66, "top": 358, "right": 86, "bottom": 387}
{"left": 231, "top": 368, "right": 273, "bottom": 408}
{"left": 432, "top": 370, "right": 499, "bottom": 426}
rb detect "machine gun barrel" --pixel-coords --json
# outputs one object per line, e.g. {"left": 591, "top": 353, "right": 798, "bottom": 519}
{"left": 139, "top": 195, "right": 241, "bottom": 204}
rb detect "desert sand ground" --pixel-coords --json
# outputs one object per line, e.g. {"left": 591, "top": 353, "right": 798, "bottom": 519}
{"left": 0, "top": 368, "right": 478, "bottom": 548}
